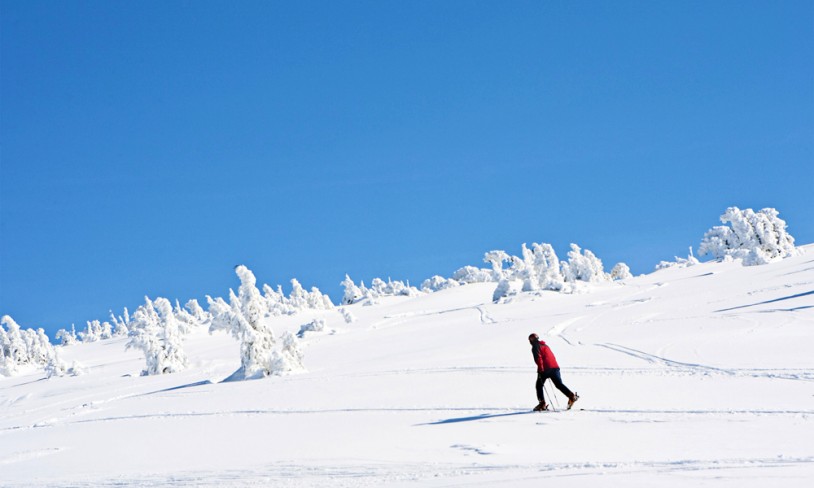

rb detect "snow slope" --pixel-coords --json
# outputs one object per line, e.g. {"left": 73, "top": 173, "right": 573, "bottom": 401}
{"left": 2, "top": 246, "right": 813, "bottom": 487}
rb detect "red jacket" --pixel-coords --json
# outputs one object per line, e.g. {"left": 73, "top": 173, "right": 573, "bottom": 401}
{"left": 531, "top": 340, "right": 559, "bottom": 372}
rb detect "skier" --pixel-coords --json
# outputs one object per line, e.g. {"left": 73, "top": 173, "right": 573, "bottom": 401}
{"left": 528, "top": 333, "right": 579, "bottom": 411}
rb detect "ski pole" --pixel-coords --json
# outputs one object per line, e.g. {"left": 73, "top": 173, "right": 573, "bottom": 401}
{"left": 545, "top": 382, "right": 561, "bottom": 411}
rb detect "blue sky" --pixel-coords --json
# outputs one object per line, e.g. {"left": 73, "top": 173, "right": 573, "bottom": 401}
{"left": 2, "top": 1, "right": 812, "bottom": 338}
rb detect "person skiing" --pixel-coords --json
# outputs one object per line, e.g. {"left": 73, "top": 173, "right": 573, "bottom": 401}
{"left": 529, "top": 333, "right": 579, "bottom": 411}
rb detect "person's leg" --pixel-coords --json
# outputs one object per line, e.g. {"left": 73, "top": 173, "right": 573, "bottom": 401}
{"left": 549, "top": 368, "right": 574, "bottom": 399}
{"left": 535, "top": 373, "right": 546, "bottom": 403}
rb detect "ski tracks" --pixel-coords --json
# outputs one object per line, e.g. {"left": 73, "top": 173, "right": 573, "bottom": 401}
{"left": 596, "top": 343, "right": 814, "bottom": 381}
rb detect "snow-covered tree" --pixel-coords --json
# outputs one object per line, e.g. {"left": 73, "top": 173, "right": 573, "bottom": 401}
{"left": 44, "top": 350, "right": 73, "bottom": 379}
{"left": 341, "top": 274, "right": 363, "bottom": 305}
{"left": 518, "top": 243, "right": 565, "bottom": 291}
{"left": 55, "top": 324, "right": 78, "bottom": 346}
{"left": 269, "top": 331, "right": 305, "bottom": 375}
{"left": 288, "top": 279, "right": 309, "bottom": 309}
{"left": 699, "top": 207, "right": 797, "bottom": 265}
{"left": 339, "top": 307, "right": 357, "bottom": 324}
{"left": 306, "top": 286, "right": 335, "bottom": 310}
{"left": 297, "top": 318, "right": 327, "bottom": 338}
{"left": 492, "top": 279, "right": 521, "bottom": 304}
{"left": 184, "top": 299, "right": 210, "bottom": 326}
{"left": 126, "top": 297, "right": 188, "bottom": 375}
{"left": 1, "top": 316, "right": 61, "bottom": 376}
{"left": 110, "top": 309, "right": 130, "bottom": 337}
{"left": 484, "top": 250, "right": 512, "bottom": 281}
{"left": 1, "top": 315, "right": 28, "bottom": 373}
{"left": 209, "top": 265, "right": 277, "bottom": 379}
{"left": 610, "top": 263, "right": 633, "bottom": 280}
{"left": 451, "top": 265, "right": 493, "bottom": 284}
{"left": 561, "top": 244, "right": 610, "bottom": 283}
{"left": 421, "top": 275, "right": 461, "bottom": 292}
{"left": 262, "top": 284, "right": 289, "bottom": 315}
{"left": 78, "top": 319, "right": 113, "bottom": 343}
{"left": 655, "top": 247, "right": 700, "bottom": 270}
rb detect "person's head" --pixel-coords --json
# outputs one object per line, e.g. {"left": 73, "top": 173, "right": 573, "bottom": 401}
{"left": 528, "top": 333, "right": 539, "bottom": 344}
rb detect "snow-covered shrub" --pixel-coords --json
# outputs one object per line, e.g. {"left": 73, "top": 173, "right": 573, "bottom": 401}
{"left": 261, "top": 284, "right": 290, "bottom": 315}
{"left": 421, "top": 275, "right": 460, "bottom": 292}
{"left": 1, "top": 316, "right": 28, "bottom": 374}
{"left": 699, "top": 207, "right": 797, "bottom": 265}
{"left": 288, "top": 279, "right": 309, "bottom": 309}
{"left": 47, "top": 359, "right": 85, "bottom": 378}
{"left": 78, "top": 319, "right": 113, "bottom": 343}
{"left": 126, "top": 297, "right": 188, "bottom": 375}
{"left": 185, "top": 299, "right": 209, "bottom": 325}
{"left": 269, "top": 331, "right": 305, "bottom": 375}
{"left": 55, "top": 325, "right": 78, "bottom": 346}
{"left": 1, "top": 316, "right": 60, "bottom": 376}
{"left": 369, "top": 278, "right": 420, "bottom": 298}
{"left": 339, "top": 307, "right": 356, "bottom": 324}
{"left": 297, "top": 318, "right": 327, "bottom": 338}
{"left": 655, "top": 247, "right": 700, "bottom": 270}
{"left": 493, "top": 279, "right": 522, "bottom": 303}
{"left": 340, "top": 276, "right": 420, "bottom": 302}
{"left": 110, "top": 309, "right": 130, "bottom": 337}
{"left": 260, "top": 279, "right": 334, "bottom": 315}
{"left": 44, "top": 351, "right": 70, "bottom": 378}
{"left": 171, "top": 299, "right": 207, "bottom": 333}
{"left": 451, "top": 265, "right": 493, "bottom": 284}
{"left": 561, "top": 244, "right": 610, "bottom": 283}
{"left": 610, "top": 263, "right": 633, "bottom": 280}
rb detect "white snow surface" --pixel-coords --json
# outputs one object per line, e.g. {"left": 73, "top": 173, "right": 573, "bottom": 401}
{"left": 2, "top": 246, "right": 814, "bottom": 487}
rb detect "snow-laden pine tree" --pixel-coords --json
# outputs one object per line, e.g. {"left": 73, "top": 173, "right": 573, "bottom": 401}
{"left": 341, "top": 275, "right": 363, "bottom": 305}
{"left": 126, "top": 297, "right": 188, "bottom": 375}
{"left": 184, "top": 299, "right": 210, "bottom": 326}
{"left": 451, "top": 265, "right": 493, "bottom": 284}
{"left": 561, "top": 244, "right": 610, "bottom": 284}
{"left": 269, "top": 331, "right": 305, "bottom": 374}
{"left": 699, "top": 207, "right": 797, "bottom": 265}
{"left": 209, "top": 265, "right": 277, "bottom": 379}
{"left": 518, "top": 243, "right": 565, "bottom": 291}
{"left": 289, "top": 279, "right": 309, "bottom": 310}
{"left": 421, "top": 275, "right": 460, "bottom": 292}
{"left": 484, "top": 250, "right": 512, "bottom": 281}
{"left": 261, "top": 284, "right": 290, "bottom": 315}
{"left": 1, "top": 315, "right": 28, "bottom": 374}
{"left": 110, "top": 309, "right": 130, "bottom": 337}
{"left": 55, "top": 324, "right": 78, "bottom": 346}
{"left": 306, "top": 286, "right": 335, "bottom": 310}
{"left": 1, "top": 316, "right": 62, "bottom": 376}
{"left": 78, "top": 319, "right": 113, "bottom": 342}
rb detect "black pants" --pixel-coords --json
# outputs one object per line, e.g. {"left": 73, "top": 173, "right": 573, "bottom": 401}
{"left": 536, "top": 368, "right": 573, "bottom": 403}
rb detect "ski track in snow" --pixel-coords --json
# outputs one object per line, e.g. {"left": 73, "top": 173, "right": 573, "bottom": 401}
{"left": 595, "top": 343, "right": 814, "bottom": 381}
{"left": 4, "top": 404, "right": 812, "bottom": 436}
{"left": 373, "top": 304, "right": 497, "bottom": 329}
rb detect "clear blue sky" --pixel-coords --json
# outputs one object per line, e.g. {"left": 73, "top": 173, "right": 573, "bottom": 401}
{"left": 2, "top": 1, "right": 812, "bottom": 338}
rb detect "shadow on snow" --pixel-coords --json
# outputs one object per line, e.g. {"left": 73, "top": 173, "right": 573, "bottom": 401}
{"left": 420, "top": 410, "right": 534, "bottom": 425}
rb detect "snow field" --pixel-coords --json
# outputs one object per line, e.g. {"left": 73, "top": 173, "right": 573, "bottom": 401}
{"left": 1, "top": 247, "right": 813, "bottom": 486}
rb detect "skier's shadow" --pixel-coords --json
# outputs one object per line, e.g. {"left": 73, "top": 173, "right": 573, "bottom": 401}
{"left": 420, "top": 411, "right": 533, "bottom": 425}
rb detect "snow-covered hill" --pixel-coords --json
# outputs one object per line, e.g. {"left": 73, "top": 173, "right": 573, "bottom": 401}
{"left": 2, "top": 245, "right": 813, "bottom": 487}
